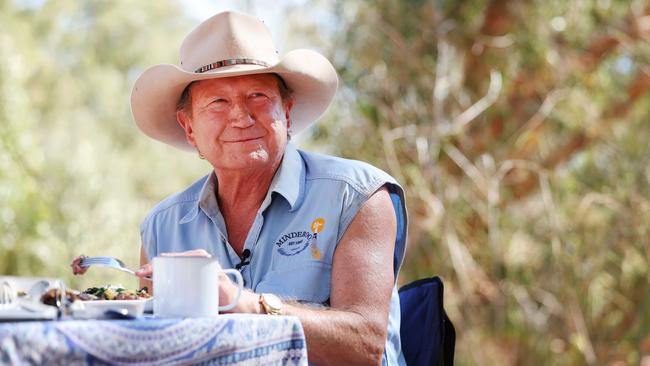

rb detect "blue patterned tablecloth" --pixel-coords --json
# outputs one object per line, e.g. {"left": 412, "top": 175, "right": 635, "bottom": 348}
{"left": 0, "top": 314, "right": 307, "bottom": 365}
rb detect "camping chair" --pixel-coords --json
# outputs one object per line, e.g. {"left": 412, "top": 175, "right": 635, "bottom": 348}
{"left": 399, "top": 276, "right": 456, "bottom": 365}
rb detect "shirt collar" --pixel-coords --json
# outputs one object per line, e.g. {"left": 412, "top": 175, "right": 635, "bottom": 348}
{"left": 265, "top": 143, "right": 304, "bottom": 211}
{"left": 178, "top": 173, "right": 219, "bottom": 224}
{"left": 198, "top": 172, "right": 220, "bottom": 218}
{"left": 180, "top": 143, "right": 305, "bottom": 224}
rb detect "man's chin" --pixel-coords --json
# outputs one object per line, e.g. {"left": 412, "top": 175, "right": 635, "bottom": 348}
{"left": 246, "top": 149, "right": 270, "bottom": 163}
{"left": 216, "top": 149, "right": 273, "bottom": 171}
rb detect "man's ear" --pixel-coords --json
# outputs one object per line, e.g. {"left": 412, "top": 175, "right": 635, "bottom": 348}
{"left": 176, "top": 110, "right": 196, "bottom": 147}
{"left": 284, "top": 98, "right": 294, "bottom": 130}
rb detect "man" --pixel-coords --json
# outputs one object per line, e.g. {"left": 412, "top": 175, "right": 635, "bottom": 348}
{"left": 73, "top": 11, "right": 407, "bottom": 365}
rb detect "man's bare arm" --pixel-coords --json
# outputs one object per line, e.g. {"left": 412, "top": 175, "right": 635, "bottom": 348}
{"left": 298, "top": 186, "right": 396, "bottom": 365}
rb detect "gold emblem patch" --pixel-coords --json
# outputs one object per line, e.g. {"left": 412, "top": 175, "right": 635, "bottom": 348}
{"left": 310, "top": 218, "right": 325, "bottom": 259}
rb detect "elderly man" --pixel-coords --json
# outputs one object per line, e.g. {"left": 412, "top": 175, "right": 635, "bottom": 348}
{"left": 73, "top": 11, "right": 407, "bottom": 365}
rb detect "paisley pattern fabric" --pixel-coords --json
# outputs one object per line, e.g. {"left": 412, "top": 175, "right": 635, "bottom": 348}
{"left": 0, "top": 314, "right": 307, "bottom": 365}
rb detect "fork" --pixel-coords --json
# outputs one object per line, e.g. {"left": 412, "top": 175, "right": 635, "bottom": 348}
{"left": 80, "top": 256, "right": 151, "bottom": 279}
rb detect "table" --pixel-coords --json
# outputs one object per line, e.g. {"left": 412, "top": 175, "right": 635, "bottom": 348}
{"left": 0, "top": 314, "right": 307, "bottom": 365}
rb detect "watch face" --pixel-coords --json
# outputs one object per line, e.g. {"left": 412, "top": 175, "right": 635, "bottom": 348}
{"left": 265, "top": 294, "right": 282, "bottom": 309}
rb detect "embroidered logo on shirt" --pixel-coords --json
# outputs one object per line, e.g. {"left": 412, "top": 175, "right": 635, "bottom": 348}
{"left": 275, "top": 217, "right": 326, "bottom": 257}
{"left": 275, "top": 231, "right": 313, "bottom": 256}
{"left": 310, "top": 218, "right": 325, "bottom": 260}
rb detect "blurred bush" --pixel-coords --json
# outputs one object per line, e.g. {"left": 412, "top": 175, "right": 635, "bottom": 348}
{"left": 0, "top": 0, "right": 207, "bottom": 290}
{"left": 307, "top": 0, "right": 650, "bottom": 364}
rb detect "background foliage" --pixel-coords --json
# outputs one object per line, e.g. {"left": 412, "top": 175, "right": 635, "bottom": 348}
{"left": 0, "top": 0, "right": 204, "bottom": 288}
{"left": 1, "top": 0, "right": 648, "bottom": 365}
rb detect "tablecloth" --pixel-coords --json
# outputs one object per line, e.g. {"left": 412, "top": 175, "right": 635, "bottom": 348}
{"left": 0, "top": 314, "right": 307, "bottom": 365}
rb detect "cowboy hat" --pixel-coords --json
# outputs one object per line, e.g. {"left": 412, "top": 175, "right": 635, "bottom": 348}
{"left": 131, "top": 11, "right": 338, "bottom": 151}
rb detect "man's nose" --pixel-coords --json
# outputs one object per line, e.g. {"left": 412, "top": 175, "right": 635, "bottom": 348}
{"left": 228, "top": 100, "right": 255, "bottom": 128}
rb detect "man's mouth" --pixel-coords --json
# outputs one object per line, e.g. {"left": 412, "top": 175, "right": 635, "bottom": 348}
{"left": 223, "top": 136, "right": 263, "bottom": 143}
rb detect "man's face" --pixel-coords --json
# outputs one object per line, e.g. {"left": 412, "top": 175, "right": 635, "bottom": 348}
{"left": 177, "top": 74, "right": 292, "bottom": 173}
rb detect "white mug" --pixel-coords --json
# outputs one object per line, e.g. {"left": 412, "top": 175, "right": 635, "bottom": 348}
{"left": 152, "top": 256, "right": 243, "bottom": 318}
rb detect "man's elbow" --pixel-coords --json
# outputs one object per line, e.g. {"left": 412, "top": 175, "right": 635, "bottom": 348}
{"left": 362, "top": 345, "right": 384, "bottom": 366}
{"left": 358, "top": 319, "right": 387, "bottom": 365}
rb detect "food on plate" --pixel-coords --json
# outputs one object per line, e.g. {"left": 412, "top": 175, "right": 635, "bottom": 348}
{"left": 40, "top": 285, "right": 151, "bottom": 306}
{"left": 40, "top": 289, "right": 82, "bottom": 306}
{"left": 82, "top": 285, "right": 151, "bottom": 301}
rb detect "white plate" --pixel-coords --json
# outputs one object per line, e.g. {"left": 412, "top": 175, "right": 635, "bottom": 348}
{"left": 71, "top": 298, "right": 150, "bottom": 319}
{"left": 0, "top": 304, "right": 58, "bottom": 321}
{"left": 0, "top": 276, "right": 60, "bottom": 295}
{"left": 0, "top": 276, "right": 61, "bottom": 321}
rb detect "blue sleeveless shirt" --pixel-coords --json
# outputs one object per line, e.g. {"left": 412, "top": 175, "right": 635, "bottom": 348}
{"left": 140, "top": 143, "right": 408, "bottom": 365}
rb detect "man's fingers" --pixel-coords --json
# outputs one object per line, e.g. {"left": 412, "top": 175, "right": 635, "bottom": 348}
{"left": 135, "top": 263, "right": 153, "bottom": 277}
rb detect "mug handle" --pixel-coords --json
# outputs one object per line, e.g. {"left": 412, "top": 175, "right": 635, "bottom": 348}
{"left": 219, "top": 269, "right": 244, "bottom": 312}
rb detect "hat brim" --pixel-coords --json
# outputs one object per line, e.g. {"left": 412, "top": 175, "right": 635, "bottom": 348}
{"left": 131, "top": 49, "right": 338, "bottom": 152}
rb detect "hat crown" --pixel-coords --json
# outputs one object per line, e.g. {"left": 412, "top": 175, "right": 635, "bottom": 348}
{"left": 179, "top": 11, "right": 280, "bottom": 73}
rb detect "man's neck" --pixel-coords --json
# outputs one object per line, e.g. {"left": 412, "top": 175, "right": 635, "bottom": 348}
{"left": 214, "top": 163, "right": 280, "bottom": 255}
{"left": 214, "top": 160, "right": 280, "bottom": 214}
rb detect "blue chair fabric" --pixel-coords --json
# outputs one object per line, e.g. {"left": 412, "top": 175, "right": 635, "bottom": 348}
{"left": 399, "top": 276, "right": 455, "bottom": 365}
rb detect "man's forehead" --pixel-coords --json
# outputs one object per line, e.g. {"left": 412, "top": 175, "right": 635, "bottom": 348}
{"left": 192, "top": 74, "right": 279, "bottom": 92}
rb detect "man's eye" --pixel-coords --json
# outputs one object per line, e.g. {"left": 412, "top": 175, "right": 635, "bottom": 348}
{"left": 250, "top": 92, "right": 267, "bottom": 99}
{"left": 212, "top": 98, "right": 227, "bottom": 103}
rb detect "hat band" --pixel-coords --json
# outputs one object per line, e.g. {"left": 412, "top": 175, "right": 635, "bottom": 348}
{"left": 194, "top": 58, "right": 271, "bottom": 73}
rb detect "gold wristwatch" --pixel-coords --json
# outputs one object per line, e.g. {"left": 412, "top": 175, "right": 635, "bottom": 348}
{"left": 259, "top": 293, "right": 283, "bottom": 315}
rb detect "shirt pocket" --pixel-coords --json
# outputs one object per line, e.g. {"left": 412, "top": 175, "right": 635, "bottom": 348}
{"left": 255, "top": 262, "right": 332, "bottom": 304}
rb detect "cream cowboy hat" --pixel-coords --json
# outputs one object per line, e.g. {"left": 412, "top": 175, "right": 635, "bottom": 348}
{"left": 130, "top": 11, "right": 338, "bottom": 151}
